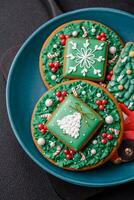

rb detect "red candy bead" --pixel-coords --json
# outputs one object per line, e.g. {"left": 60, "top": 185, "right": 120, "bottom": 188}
{"left": 40, "top": 129, "right": 46, "bottom": 134}
{"left": 69, "top": 149, "right": 75, "bottom": 155}
{"left": 101, "top": 37, "right": 106, "bottom": 41}
{"left": 107, "top": 134, "right": 113, "bottom": 140}
{"left": 100, "top": 32, "right": 105, "bottom": 37}
{"left": 101, "top": 138, "right": 107, "bottom": 144}
{"left": 48, "top": 62, "right": 54, "bottom": 68}
{"left": 96, "top": 35, "right": 101, "bottom": 40}
{"left": 61, "top": 39, "right": 66, "bottom": 46}
{"left": 61, "top": 91, "right": 67, "bottom": 97}
{"left": 106, "top": 75, "right": 111, "bottom": 81}
{"left": 99, "top": 105, "right": 104, "bottom": 110}
{"left": 54, "top": 62, "right": 60, "bottom": 68}
{"left": 64, "top": 149, "right": 69, "bottom": 155}
{"left": 55, "top": 90, "right": 61, "bottom": 97}
{"left": 102, "top": 99, "right": 107, "bottom": 105}
{"left": 65, "top": 34, "right": 70, "bottom": 39}
{"left": 96, "top": 100, "right": 102, "bottom": 105}
{"left": 38, "top": 124, "right": 44, "bottom": 130}
{"left": 102, "top": 132, "right": 107, "bottom": 138}
{"left": 66, "top": 154, "right": 72, "bottom": 160}
{"left": 51, "top": 67, "right": 57, "bottom": 73}
{"left": 59, "top": 34, "right": 65, "bottom": 39}
{"left": 58, "top": 96, "right": 64, "bottom": 102}
{"left": 109, "top": 70, "right": 113, "bottom": 75}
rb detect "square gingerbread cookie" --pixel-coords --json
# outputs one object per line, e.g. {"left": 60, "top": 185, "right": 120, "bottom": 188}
{"left": 63, "top": 38, "right": 108, "bottom": 81}
{"left": 46, "top": 95, "right": 103, "bottom": 151}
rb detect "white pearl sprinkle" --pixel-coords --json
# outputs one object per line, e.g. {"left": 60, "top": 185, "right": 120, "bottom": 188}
{"left": 53, "top": 44, "right": 57, "bottom": 48}
{"left": 91, "top": 149, "right": 96, "bottom": 155}
{"left": 49, "top": 141, "right": 55, "bottom": 148}
{"left": 91, "top": 28, "right": 96, "bottom": 33}
{"left": 109, "top": 46, "right": 116, "bottom": 54}
{"left": 105, "top": 115, "right": 113, "bottom": 124}
{"left": 37, "top": 138, "right": 45, "bottom": 146}
{"left": 45, "top": 99, "right": 53, "bottom": 107}
{"left": 82, "top": 91, "right": 86, "bottom": 95}
{"left": 96, "top": 93, "right": 101, "bottom": 98}
{"left": 92, "top": 140, "right": 97, "bottom": 145}
{"left": 51, "top": 75, "right": 56, "bottom": 80}
{"left": 72, "top": 31, "right": 78, "bottom": 37}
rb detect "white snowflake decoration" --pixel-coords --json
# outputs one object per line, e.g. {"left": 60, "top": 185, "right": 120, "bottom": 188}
{"left": 66, "top": 40, "right": 105, "bottom": 77}
{"left": 57, "top": 112, "right": 81, "bottom": 139}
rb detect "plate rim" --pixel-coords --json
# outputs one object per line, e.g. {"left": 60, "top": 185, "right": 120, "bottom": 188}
{"left": 6, "top": 7, "right": 134, "bottom": 187}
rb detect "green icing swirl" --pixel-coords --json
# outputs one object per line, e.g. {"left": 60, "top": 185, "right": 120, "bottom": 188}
{"left": 32, "top": 80, "right": 121, "bottom": 170}
{"left": 41, "top": 20, "right": 123, "bottom": 87}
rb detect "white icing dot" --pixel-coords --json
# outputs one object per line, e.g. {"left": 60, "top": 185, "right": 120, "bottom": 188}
{"left": 105, "top": 115, "right": 113, "bottom": 124}
{"left": 92, "top": 140, "right": 97, "bottom": 145}
{"left": 51, "top": 75, "right": 56, "bottom": 80}
{"left": 96, "top": 93, "right": 101, "bottom": 98}
{"left": 37, "top": 138, "right": 45, "bottom": 146}
{"left": 109, "top": 46, "right": 116, "bottom": 54}
{"left": 49, "top": 141, "right": 55, "bottom": 148}
{"left": 53, "top": 44, "right": 57, "bottom": 48}
{"left": 45, "top": 99, "right": 53, "bottom": 107}
{"left": 72, "top": 31, "right": 78, "bottom": 37}
{"left": 82, "top": 91, "right": 86, "bottom": 95}
{"left": 91, "top": 28, "right": 96, "bottom": 33}
{"left": 91, "top": 149, "right": 96, "bottom": 155}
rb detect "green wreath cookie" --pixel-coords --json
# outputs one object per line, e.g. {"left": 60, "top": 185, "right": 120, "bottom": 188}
{"left": 31, "top": 80, "right": 123, "bottom": 170}
{"left": 39, "top": 20, "right": 124, "bottom": 88}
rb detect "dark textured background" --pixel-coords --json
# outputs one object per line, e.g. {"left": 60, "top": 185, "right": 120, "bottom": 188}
{"left": 0, "top": 0, "right": 134, "bottom": 200}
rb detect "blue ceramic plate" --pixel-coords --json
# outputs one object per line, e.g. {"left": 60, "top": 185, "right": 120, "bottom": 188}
{"left": 6, "top": 8, "right": 134, "bottom": 187}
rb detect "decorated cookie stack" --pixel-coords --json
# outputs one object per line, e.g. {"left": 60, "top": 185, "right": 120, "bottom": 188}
{"left": 31, "top": 20, "right": 134, "bottom": 170}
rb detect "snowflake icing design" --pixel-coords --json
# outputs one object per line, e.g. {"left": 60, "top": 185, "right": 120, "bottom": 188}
{"left": 66, "top": 40, "right": 105, "bottom": 77}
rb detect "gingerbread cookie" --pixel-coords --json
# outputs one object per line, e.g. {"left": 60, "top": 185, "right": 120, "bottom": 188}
{"left": 31, "top": 80, "right": 123, "bottom": 170}
{"left": 39, "top": 20, "right": 124, "bottom": 89}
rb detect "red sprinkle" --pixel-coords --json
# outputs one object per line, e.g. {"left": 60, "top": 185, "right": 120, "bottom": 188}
{"left": 38, "top": 124, "right": 44, "bottom": 130}
{"left": 96, "top": 100, "right": 102, "bottom": 105}
{"left": 106, "top": 75, "right": 111, "bottom": 81}
{"left": 96, "top": 35, "right": 101, "bottom": 40}
{"left": 65, "top": 34, "right": 70, "bottom": 39}
{"left": 102, "top": 99, "right": 107, "bottom": 105}
{"left": 66, "top": 154, "right": 72, "bottom": 160}
{"left": 59, "top": 34, "right": 65, "bottom": 39}
{"left": 55, "top": 90, "right": 61, "bottom": 97}
{"left": 61, "top": 39, "right": 66, "bottom": 46}
{"left": 58, "top": 96, "right": 64, "bottom": 102}
{"left": 64, "top": 149, "right": 70, "bottom": 155}
{"left": 99, "top": 105, "right": 104, "bottom": 110}
{"left": 109, "top": 70, "right": 113, "bottom": 75}
{"left": 101, "top": 138, "right": 107, "bottom": 144}
{"left": 40, "top": 129, "right": 46, "bottom": 134}
{"left": 69, "top": 149, "right": 76, "bottom": 155}
{"left": 51, "top": 67, "right": 57, "bottom": 73}
{"left": 101, "top": 37, "right": 106, "bottom": 41}
{"left": 100, "top": 32, "right": 105, "bottom": 37}
{"left": 54, "top": 62, "right": 60, "bottom": 68}
{"left": 102, "top": 132, "right": 107, "bottom": 138}
{"left": 48, "top": 62, "right": 54, "bottom": 68}
{"left": 61, "top": 91, "right": 67, "bottom": 97}
{"left": 107, "top": 134, "right": 113, "bottom": 140}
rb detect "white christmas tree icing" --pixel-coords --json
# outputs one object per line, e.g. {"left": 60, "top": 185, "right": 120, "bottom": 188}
{"left": 67, "top": 40, "right": 105, "bottom": 76}
{"left": 57, "top": 112, "right": 81, "bottom": 139}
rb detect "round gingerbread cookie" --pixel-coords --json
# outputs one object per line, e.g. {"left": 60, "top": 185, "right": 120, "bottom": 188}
{"left": 31, "top": 80, "right": 123, "bottom": 171}
{"left": 39, "top": 20, "right": 124, "bottom": 89}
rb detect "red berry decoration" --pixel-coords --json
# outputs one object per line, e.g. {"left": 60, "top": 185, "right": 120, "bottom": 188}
{"left": 61, "top": 39, "right": 66, "bottom": 46}
{"left": 38, "top": 124, "right": 44, "bottom": 130}
{"left": 55, "top": 90, "right": 61, "bottom": 97}
{"left": 64, "top": 149, "right": 69, "bottom": 155}
{"left": 109, "top": 70, "right": 113, "bottom": 75}
{"left": 54, "top": 62, "right": 60, "bottom": 68}
{"left": 40, "top": 129, "right": 46, "bottom": 134}
{"left": 101, "top": 37, "right": 106, "bottom": 41}
{"left": 99, "top": 105, "right": 104, "bottom": 110}
{"left": 48, "top": 62, "right": 54, "bottom": 68}
{"left": 58, "top": 96, "right": 64, "bottom": 102}
{"left": 65, "top": 34, "right": 70, "bottom": 39}
{"left": 106, "top": 75, "right": 111, "bottom": 81}
{"left": 66, "top": 154, "right": 72, "bottom": 160}
{"left": 69, "top": 149, "right": 76, "bottom": 155}
{"left": 107, "top": 134, "right": 113, "bottom": 140}
{"left": 101, "top": 138, "right": 107, "bottom": 144}
{"left": 96, "top": 100, "right": 102, "bottom": 105}
{"left": 61, "top": 91, "right": 67, "bottom": 97}
{"left": 102, "top": 99, "right": 107, "bottom": 105}
{"left": 100, "top": 32, "right": 105, "bottom": 37}
{"left": 96, "top": 35, "right": 101, "bottom": 40}
{"left": 51, "top": 67, "right": 57, "bottom": 73}
{"left": 59, "top": 34, "right": 65, "bottom": 39}
{"left": 102, "top": 132, "right": 107, "bottom": 138}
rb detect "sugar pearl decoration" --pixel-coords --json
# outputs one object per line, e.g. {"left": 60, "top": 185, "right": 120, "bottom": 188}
{"left": 45, "top": 99, "right": 53, "bottom": 107}
{"left": 109, "top": 46, "right": 116, "bottom": 54}
{"left": 50, "top": 141, "right": 55, "bottom": 148}
{"left": 51, "top": 75, "right": 56, "bottom": 80}
{"left": 72, "top": 31, "right": 78, "bottom": 37}
{"left": 105, "top": 115, "right": 113, "bottom": 124}
{"left": 91, "top": 149, "right": 96, "bottom": 155}
{"left": 82, "top": 91, "right": 86, "bottom": 95}
{"left": 91, "top": 28, "right": 96, "bottom": 33}
{"left": 37, "top": 138, "right": 45, "bottom": 146}
{"left": 118, "top": 84, "right": 124, "bottom": 90}
{"left": 126, "top": 69, "right": 132, "bottom": 75}
{"left": 92, "top": 140, "right": 97, "bottom": 145}
{"left": 96, "top": 93, "right": 101, "bottom": 98}
{"left": 53, "top": 44, "right": 57, "bottom": 48}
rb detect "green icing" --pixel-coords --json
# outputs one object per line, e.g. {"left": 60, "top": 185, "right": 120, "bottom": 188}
{"left": 64, "top": 38, "right": 107, "bottom": 80}
{"left": 46, "top": 95, "right": 103, "bottom": 151}
{"left": 32, "top": 80, "right": 121, "bottom": 170}
{"left": 41, "top": 20, "right": 123, "bottom": 87}
{"left": 108, "top": 42, "right": 134, "bottom": 110}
